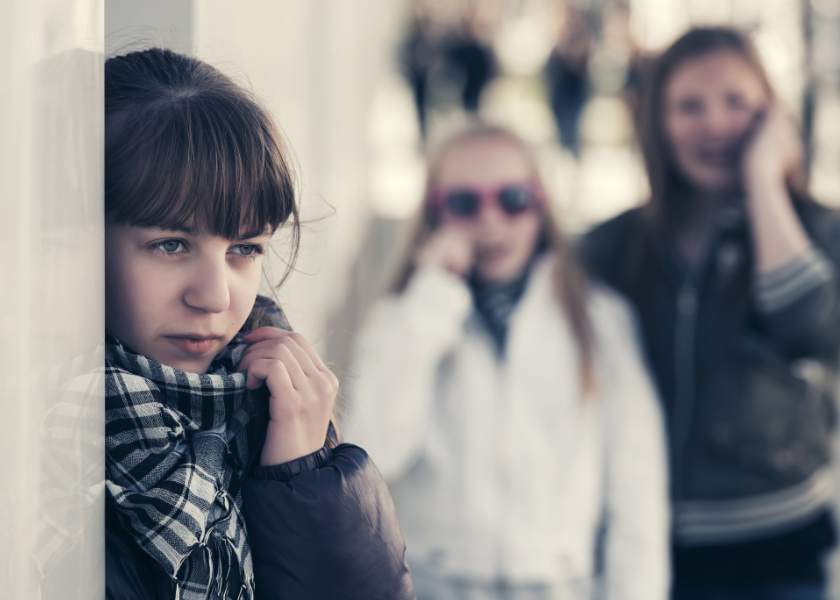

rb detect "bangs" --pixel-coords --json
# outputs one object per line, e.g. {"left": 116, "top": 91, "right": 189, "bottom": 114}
{"left": 105, "top": 91, "right": 297, "bottom": 239}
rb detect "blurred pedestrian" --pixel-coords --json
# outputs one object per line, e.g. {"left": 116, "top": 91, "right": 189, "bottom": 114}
{"left": 348, "top": 125, "right": 669, "bottom": 600}
{"left": 545, "top": 7, "right": 592, "bottom": 157}
{"left": 580, "top": 27, "right": 840, "bottom": 600}
{"left": 443, "top": 8, "right": 496, "bottom": 114}
{"left": 400, "top": 8, "right": 438, "bottom": 138}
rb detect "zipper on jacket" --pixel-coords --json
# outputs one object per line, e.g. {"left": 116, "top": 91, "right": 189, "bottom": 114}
{"left": 672, "top": 281, "right": 698, "bottom": 500}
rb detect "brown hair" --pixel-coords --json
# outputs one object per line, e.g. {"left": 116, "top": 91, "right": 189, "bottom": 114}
{"left": 105, "top": 48, "right": 299, "bottom": 268}
{"left": 104, "top": 49, "right": 342, "bottom": 442}
{"left": 391, "top": 125, "right": 596, "bottom": 392}
{"left": 638, "top": 26, "right": 808, "bottom": 228}
{"left": 105, "top": 47, "right": 299, "bottom": 331}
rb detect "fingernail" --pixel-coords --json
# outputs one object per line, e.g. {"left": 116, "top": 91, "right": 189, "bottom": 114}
{"left": 243, "top": 330, "right": 253, "bottom": 335}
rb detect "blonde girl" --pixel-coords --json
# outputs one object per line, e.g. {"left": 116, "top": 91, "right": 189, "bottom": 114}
{"left": 348, "top": 125, "right": 669, "bottom": 600}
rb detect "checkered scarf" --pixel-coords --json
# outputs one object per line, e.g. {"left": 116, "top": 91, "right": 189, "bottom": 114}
{"left": 470, "top": 262, "right": 533, "bottom": 354}
{"left": 105, "top": 297, "right": 285, "bottom": 600}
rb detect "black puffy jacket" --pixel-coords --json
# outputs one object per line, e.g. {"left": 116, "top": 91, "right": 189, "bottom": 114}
{"left": 107, "top": 443, "right": 416, "bottom": 600}
{"left": 242, "top": 443, "right": 416, "bottom": 599}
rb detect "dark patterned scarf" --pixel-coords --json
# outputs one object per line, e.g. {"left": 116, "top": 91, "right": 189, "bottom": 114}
{"left": 105, "top": 296, "right": 285, "bottom": 600}
{"left": 470, "top": 263, "right": 533, "bottom": 354}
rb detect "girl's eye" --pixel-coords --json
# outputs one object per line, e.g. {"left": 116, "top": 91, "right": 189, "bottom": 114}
{"left": 678, "top": 98, "right": 704, "bottom": 116}
{"left": 154, "top": 239, "right": 185, "bottom": 254}
{"left": 230, "top": 244, "right": 263, "bottom": 257}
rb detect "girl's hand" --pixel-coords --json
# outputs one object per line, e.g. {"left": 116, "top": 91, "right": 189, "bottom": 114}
{"left": 415, "top": 226, "right": 475, "bottom": 278}
{"left": 743, "top": 104, "right": 802, "bottom": 188}
{"left": 238, "top": 327, "right": 338, "bottom": 466}
{"left": 741, "top": 104, "right": 811, "bottom": 271}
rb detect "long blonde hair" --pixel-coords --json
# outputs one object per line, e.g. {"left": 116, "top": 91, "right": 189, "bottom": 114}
{"left": 390, "top": 125, "right": 595, "bottom": 392}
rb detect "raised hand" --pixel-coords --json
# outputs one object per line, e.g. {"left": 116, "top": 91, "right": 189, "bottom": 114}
{"left": 741, "top": 103, "right": 811, "bottom": 271}
{"left": 415, "top": 226, "right": 475, "bottom": 278}
{"left": 238, "top": 327, "right": 338, "bottom": 466}
{"left": 743, "top": 104, "right": 803, "bottom": 188}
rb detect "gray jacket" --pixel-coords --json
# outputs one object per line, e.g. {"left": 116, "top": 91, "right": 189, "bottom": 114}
{"left": 580, "top": 200, "right": 840, "bottom": 546}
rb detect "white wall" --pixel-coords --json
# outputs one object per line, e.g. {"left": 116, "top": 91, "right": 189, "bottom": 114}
{"left": 0, "top": 1, "right": 104, "bottom": 599}
{"left": 192, "top": 0, "right": 410, "bottom": 354}
{"left": 105, "top": 0, "right": 192, "bottom": 55}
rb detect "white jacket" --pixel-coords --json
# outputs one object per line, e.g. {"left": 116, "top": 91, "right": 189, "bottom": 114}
{"left": 345, "top": 257, "right": 670, "bottom": 600}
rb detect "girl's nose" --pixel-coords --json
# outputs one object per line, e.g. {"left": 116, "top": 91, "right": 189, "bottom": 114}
{"left": 704, "top": 103, "right": 740, "bottom": 138}
{"left": 182, "top": 255, "right": 231, "bottom": 313}
{"left": 476, "top": 200, "right": 509, "bottom": 230}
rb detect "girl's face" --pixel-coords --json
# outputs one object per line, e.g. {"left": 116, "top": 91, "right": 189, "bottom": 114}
{"left": 664, "top": 50, "right": 769, "bottom": 194}
{"left": 105, "top": 223, "right": 271, "bottom": 373}
{"left": 434, "top": 137, "right": 543, "bottom": 284}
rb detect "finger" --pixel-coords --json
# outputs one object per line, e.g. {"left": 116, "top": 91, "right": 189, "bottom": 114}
{"left": 273, "top": 343, "right": 309, "bottom": 390}
{"left": 437, "top": 222, "right": 461, "bottom": 236}
{"left": 236, "top": 344, "right": 271, "bottom": 373}
{"left": 245, "top": 357, "right": 291, "bottom": 392}
{"left": 237, "top": 341, "right": 261, "bottom": 372}
{"left": 454, "top": 252, "right": 475, "bottom": 276}
{"left": 241, "top": 334, "right": 324, "bottom": 376}
{"left": 241, "top": 328, "right": 313, "bottom": 377}
{"left": 247, "top": 357, "right": 296, "bottom": 395}
{"left": 452, "top": 231, "right": 476, "bottom": 259}
{"left": 440, "top": 224, "right": 472, "bottom": 243}
{"left": 243, "top": 326, "right": 290, "bottom": 344}
{"left": 281, "top": 336, "right": 321, "bottom": 376}
{"left": 282, "top": 332, "right": 329, "bottom": 373}
{"left": 264, "top": 360, "right": 295, "bottom": 398}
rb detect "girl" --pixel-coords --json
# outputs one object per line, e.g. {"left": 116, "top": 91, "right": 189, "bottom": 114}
{"left": 580, "top": 27, "right": 840, "bottom": 600}
{"left": 346, "top": 125, "right": 670, "bottom": 600}
{"left": 103, "top": 48, "right": 415, "bottom": 600}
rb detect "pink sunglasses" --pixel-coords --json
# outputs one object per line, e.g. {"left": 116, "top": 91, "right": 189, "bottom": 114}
{"left": 428, "top": 181, "right": 543, "bottom": 220}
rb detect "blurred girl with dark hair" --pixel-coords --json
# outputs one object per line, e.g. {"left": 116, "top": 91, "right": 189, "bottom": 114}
{"left": 103, "top": 48, "right": 415, "bottom": 600}
{"left": 581, "top": 27, "right": 840, "bottom": 600}
{"left": 348, "top": 125, "right": 669, "bottom": 600}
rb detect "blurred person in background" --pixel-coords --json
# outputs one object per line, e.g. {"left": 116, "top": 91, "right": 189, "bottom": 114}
{"left": 347, "top": 125, "right": 669, "bottom": 600}
{"left": 580, "top": 27, "right": 840, "bottom": 600}
{"left": 442, "top": 5, "right": 496, "bottom": 115}
{"left": 545, "top": 6, "right": 592, "bottom": 158}
{"left": 400, "top": 5, "right": 437, "bottom": 138}
{"left": 399, "top": 2, "right": 496, "bottom": 139}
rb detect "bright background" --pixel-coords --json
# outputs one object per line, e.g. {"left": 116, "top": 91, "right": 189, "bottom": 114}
{"left": 105, "top": 0, "right": 840, "bottom": 372}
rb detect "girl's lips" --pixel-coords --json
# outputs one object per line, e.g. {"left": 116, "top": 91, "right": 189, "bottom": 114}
{"left": 696, "top": 144, "right": 740, "bottom": 166}
{"left": 698, "top": 154, "right": 732, "bottom": 167}
{"left": 164, "top": 336, "right": 222, "bottom": 355}
{"left": 476, "top": 244, "right": 508, "bottom": 261}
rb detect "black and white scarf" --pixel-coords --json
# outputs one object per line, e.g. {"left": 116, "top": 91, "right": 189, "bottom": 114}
{"left": 470, "top": 263, "right": 533, "bottom": 354}
{"left": 105, "top": 297, "right": 285, "bottom": 600}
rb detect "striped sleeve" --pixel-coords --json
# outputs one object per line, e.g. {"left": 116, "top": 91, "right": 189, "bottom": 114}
{"left": 754, "top": 247, "right": 834, "bottom": 314}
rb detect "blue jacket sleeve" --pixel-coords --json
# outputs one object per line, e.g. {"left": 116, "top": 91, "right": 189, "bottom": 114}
{"left": 241, "top": 443, "right": 416, "bottom": 600}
